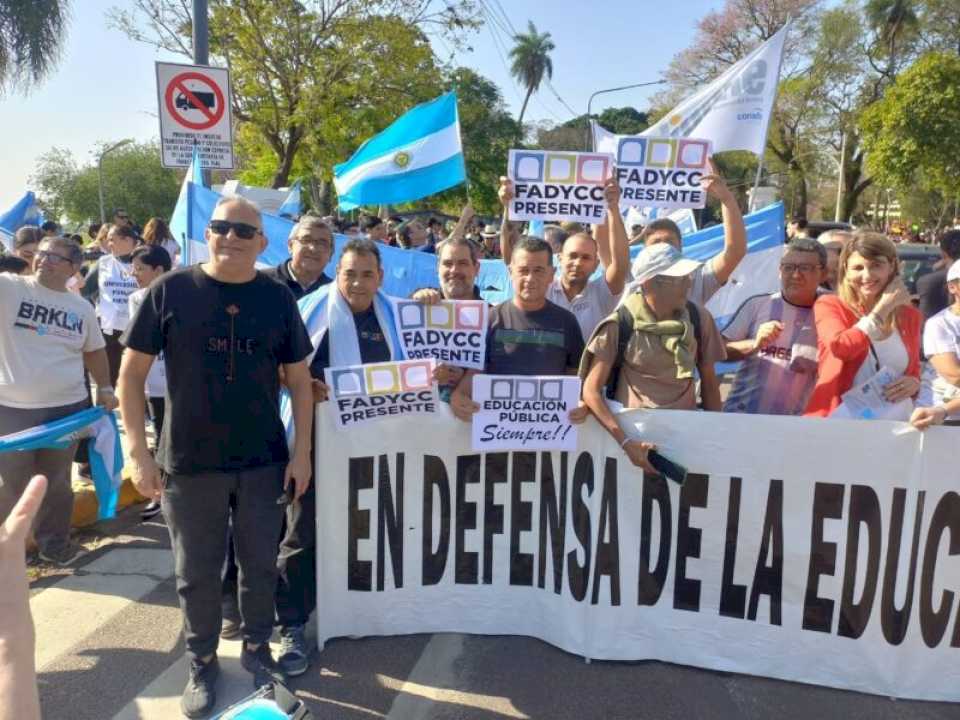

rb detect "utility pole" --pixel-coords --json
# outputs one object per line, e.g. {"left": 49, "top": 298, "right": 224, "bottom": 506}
{"left": 834, "top": 130, "right": 846, "bottom": 223}
{"left": 193, "top": 0, "right": 211, "bottom": 188}
{"left": 97, "top": 139, "right": 134, "bottom": 223}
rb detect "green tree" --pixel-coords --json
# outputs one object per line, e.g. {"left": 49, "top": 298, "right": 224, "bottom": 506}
{"left": 110, "top": 0, "right": 479, "bottom": 188}
{"left": 31, "top": 142, "right": 181, "bottom": 225}
{"left": 860, "top": 51, "right": 960, "bottom": 200}
{"left": 508, "top": 21, "right": 554, "bottom": 129}
{"left": 535, "top": 107, "right": 649, "bottom": 151}
{"left": 0, "top": 0, "right": 68, "bottom": 94}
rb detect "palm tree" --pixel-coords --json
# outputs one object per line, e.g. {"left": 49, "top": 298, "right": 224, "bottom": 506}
{"left": 865, "top": 0, "right": 918, "bottom": 73}
{"left": 508, "top": 21, "right": 555, "bottom": 131}
{"left": 0, "top": 0, "right": 69, "bottom": 94}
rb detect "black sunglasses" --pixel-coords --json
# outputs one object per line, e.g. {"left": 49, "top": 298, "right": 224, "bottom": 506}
{"left": 208, "top": 220, "right": 260, "bottom": 240}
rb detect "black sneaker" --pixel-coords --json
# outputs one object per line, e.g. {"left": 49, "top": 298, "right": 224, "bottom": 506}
{"left": 240, "top": 643, "right": 286, "bottom": 689}
{"left": 278, "top": 625, "right": 309, "bottom": 677}
{"left": 181, "top": 655, "right": 219, "bottom": 719}
{"left": 38, "top": 543, "right": 86, "bottom": 567}
{"left": 140, "top": 500, "right": 162, "bottom": 521}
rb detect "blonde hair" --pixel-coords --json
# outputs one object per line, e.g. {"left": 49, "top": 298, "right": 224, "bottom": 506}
{"left": 95, "top": 223, "right": 112, "bottom": 248}
{"left": 838, "top": 231, "right": 900, "bottom": 327}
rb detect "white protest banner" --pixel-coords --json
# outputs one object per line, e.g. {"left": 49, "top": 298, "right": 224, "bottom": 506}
{"left": 324, "top": 359, "right": 438, "bottom": 429}
{"left": 470, "top": 375, "right": 580, "bottom": 452}
{"left": 593, "top": 24, "right": 789, "bottom": 157}
{"left": 393, "top": 299, "right": 488, "bottom": 370}
{"left": 155, "top": 61, "right": 235, "bottom": 170}
{"left": 612, "top": 137, "right": 712, "bottom": 210}
{"left": 508, "top": 149, "right": 613, "bottom": 225}
{"left": 315, "top": 408, "right": 960, "bottom": 702}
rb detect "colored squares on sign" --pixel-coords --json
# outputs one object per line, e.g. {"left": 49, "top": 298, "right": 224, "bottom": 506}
{"left": 617, "top": 138, "right": 647, "bottom": 166}
{"left": 514, "top": 153, "right": 544, "bottom": 182}
{"left": 545, "top": 154, "right": 576, "bottom": 183}
{"left": 578, "top": 155, "right": 609, "bottom": 184}
{"left": 490, "top": 379, "right": 513, "bottom": 400}
{"left": 400, "top": 362, "right": 432, "bottom": 390}
{"left": 677, "top": 140, "right": 709, "bottom": 169}
{"left": 366, "top": 365, "right": 401, "bottom": 395}
{"left": 646, "top": 139, "right": 677, "bottom": 167}
{"left": 540, "top": 379, "right": 563, "bottom": 401}
{"left": 332, "top": 369, "right": 365, "bottom": 397}
{"left": 455, "top": 303, "right": 482, "bottom": 330}
{"left": 398, "top": 302, "right": 425, "bottom": 330}
{"left": 426, "top": 304, "right": 454, "bottom": 329}
{"left": 515, "top": 379, "right": 538, "bottom": 401}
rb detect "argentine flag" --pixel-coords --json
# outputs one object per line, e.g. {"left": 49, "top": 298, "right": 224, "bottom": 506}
{"left": 334, "top": 92, "right": 466, "bottom": 211}
{"left": 0, "top": 407, "right": 125, "bottom": 520}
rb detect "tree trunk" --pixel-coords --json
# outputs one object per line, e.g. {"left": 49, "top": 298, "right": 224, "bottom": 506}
{"left": 517, "top": 87, "right": 533, "bottom": 140}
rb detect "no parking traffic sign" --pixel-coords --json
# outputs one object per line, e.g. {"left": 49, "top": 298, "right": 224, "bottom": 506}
{"left": 156, "top": 61, "right": 235, "bottom": 170}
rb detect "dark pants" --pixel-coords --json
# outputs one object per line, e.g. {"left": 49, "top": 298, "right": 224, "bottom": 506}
{"left": 276, "top": 480, "right": 317, "bottom": 630}
{"left": 102, "top": 329, "right": 124, "bottom": 387}
{"left": 0, "top": 400, "right": 89, "bottom": 556}
{"left": 162, "top": 465, "right": 286, "bottom": 660}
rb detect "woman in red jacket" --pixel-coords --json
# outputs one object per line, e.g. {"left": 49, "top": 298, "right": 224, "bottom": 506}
{"left": 805, "top": 232, "right": 922, "bottom": 417}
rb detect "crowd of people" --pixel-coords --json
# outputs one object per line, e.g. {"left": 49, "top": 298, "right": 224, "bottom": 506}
{"left": 2, "top": 168, "right": 960, "bottom": 719}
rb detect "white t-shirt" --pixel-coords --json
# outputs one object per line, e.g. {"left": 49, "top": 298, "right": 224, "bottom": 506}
{"left": 161, "top": 238, "right": 181, "bottom": 266}
{"left": 547, "top": 274, "right": 619, "bottom": 342}
{"left": 851, "top": 329, "right": 909, "bottom": 389}
{"left": 128, "top": 288, "right": 167, "bottom": 398}
{"left": 96, "top": 255, "right": 139, "bottom": 334}
{"left": 0, "top": 275, "right": 105, "bottom": 408}
{"left": 923, "top": 307, "right": 960, "bottom": 414}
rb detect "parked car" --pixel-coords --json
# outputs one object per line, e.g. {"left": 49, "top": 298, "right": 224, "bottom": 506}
{"left": 806, "top": 221, "right": 854, "bottom": 239}
{"left": 896, "top": 243, "right": 943, "bottom": 302}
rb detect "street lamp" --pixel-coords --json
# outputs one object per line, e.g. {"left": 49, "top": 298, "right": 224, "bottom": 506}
{"left": 585, "top": 80, "right": 667, "bottom": 149}
{"left": 97, "top": 139, "right": 134, "bottom": 223}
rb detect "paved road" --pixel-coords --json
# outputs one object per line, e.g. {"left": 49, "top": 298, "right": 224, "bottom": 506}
{"left": 31, "top": 506, "right": 960, "bottom": 720}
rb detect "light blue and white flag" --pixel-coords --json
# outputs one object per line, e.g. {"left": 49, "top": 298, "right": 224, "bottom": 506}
{"left": 169, "top": 146, "right": 207, "bottom": 265}
{"left": 334, "top": 92, "right": 466, "bottom": 211}
{"left": 0, "top": 407, "right": 124, "bottom": 520}
{"left": 0, "top": 191, "right": 44, "bottom": 251}
{"left": 279, "top": 284, "right": 405, "bottom": 447}
{"left": 277, "top": 180, "right": 302, "bottom": 218}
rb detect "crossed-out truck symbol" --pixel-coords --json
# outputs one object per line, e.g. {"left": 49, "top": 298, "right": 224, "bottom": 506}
{"left": 175, "top": 90, "right": 216, "bottom": 112}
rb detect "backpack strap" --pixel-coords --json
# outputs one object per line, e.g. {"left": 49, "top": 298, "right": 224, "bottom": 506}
{"left": 685, "top": 300, "right": 703, "bottom": 367}
{"left": 605, "top": 304, "right": 634, "bottom": 400}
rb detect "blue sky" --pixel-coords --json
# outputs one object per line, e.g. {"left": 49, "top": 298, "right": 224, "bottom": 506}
{"left": 0, "top": 0, "right": 720, "bottom": 211}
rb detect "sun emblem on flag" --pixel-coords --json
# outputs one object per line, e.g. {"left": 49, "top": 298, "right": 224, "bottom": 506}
{"left": 670, "top": 114, "right": 683, "bottom": 126}
{"left": 393, "top": 151, "right": 411, "bottom": 168}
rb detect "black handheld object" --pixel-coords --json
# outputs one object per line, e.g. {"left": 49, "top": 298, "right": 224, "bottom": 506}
{"left": 648, "top": 450, "right": 688, "bottom": 485}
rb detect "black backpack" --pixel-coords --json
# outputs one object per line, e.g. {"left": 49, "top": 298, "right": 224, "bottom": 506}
{"left": 606, "top": 300, "right": 703, "bottom": 401}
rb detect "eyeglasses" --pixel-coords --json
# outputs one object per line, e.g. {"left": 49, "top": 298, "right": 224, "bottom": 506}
{"left": 37, "top": 250, "right": 73, "bottom": 265}
{"left": 208, "top": 220, "right": 260, "bottom": 240}
{"left": 780, "top": 263, "right": 821, "bottom": 275}
{"left": 295, "top": 236, "right": 331, "bottom": 250}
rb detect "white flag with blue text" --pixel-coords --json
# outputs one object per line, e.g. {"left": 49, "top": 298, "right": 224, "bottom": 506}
{"left": 334, "top": 92, "right": 466, "bottom": 210}
{"left": 594, "top": 23, "right": 789, "bottom": 156}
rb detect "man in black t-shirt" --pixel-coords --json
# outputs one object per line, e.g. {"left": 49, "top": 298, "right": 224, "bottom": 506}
{"left": 275, "top": 237, "right": 401, "bottom": 678}
{"left": 118, "top": 196, "right": 315, "bottom": 719}
{"left": 449, "top": 236, "right": 588, "bottom": 423}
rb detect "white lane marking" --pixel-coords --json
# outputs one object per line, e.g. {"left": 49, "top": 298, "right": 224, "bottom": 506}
{"left": 33, "top": 548, "right": 173, "bottom": 669}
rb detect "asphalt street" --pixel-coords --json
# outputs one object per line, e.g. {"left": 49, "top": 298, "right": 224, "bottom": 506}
{"left": 30, "top": 505, "right": 960, "bottom": 720}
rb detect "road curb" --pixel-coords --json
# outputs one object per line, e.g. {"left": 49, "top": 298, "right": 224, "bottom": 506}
{"left": 71, "top": 471, "right": 146, "bottom": 528}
